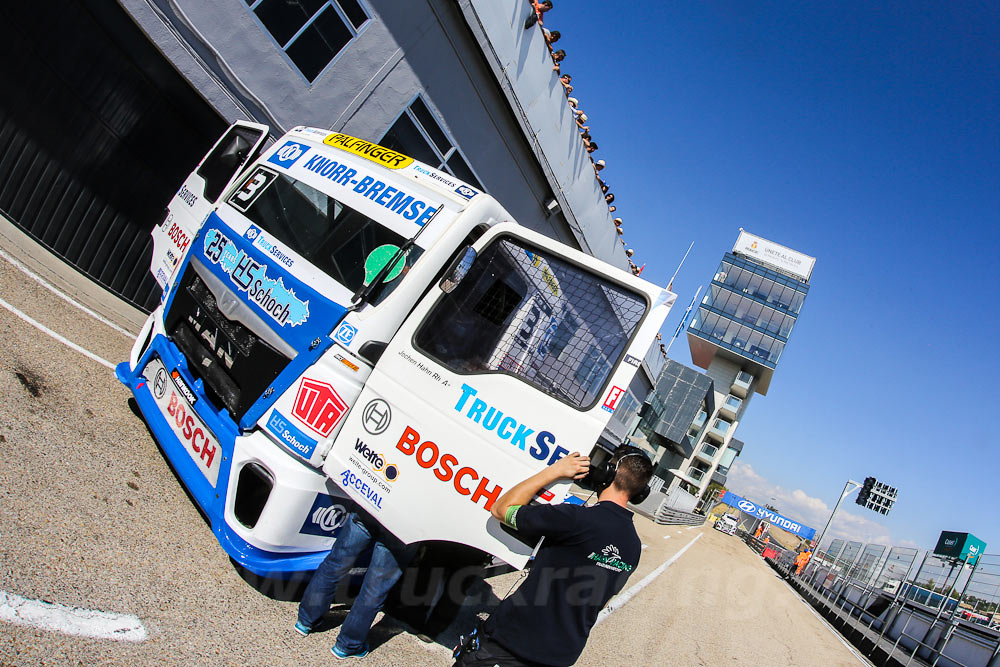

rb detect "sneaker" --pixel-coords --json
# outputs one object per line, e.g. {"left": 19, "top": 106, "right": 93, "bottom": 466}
{"left": 293, "top": 621, "right": 311, "bottom": 636}
{"left": 331, "top": 643, "right": 370, "bottom": 660}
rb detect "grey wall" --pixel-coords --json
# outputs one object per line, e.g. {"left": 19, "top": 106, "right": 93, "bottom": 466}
{"left": 123, "top": 0, "right": 586, "bottom": 248}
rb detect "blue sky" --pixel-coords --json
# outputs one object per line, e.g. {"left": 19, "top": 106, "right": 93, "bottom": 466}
{"left": 549, "top": 2, "right": 999, "bottom": 550}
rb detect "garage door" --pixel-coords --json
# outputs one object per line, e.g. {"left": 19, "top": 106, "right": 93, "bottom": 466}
{"left": 0, "top": 1, "right": 226, "bottom": 311}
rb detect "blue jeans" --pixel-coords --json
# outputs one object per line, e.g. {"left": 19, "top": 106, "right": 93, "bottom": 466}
{"left": 298, "top": 512, "right": 414, "bottom": 653}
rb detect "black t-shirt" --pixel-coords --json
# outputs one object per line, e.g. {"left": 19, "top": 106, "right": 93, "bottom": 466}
{"left": 485, "top": 501, "right": 641, "bottom": 666}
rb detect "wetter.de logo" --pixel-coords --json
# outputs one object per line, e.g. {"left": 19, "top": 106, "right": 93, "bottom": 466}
{"left": 293, "top": 378, "right": 349, "bottom": 437}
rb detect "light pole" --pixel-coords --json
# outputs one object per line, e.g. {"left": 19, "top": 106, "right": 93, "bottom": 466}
{"left": 814, "top": 479, "right": 862, "bottom": 560}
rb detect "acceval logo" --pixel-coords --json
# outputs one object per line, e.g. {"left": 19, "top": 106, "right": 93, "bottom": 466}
{"left": 362, "top": 399, "right": 391, "bottom": 435}
{"left": 738, "top": 500, "right": 757, "bottom": 513}
{"left": 268, "top": 141, "right": 309, "bottom": 168}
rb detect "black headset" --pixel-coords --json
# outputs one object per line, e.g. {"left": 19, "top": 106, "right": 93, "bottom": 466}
{"left": 584, "top": 448, "right": 651, "bottom": 505}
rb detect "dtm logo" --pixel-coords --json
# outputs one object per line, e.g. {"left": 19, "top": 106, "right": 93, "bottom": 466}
{"left": 267, "top": 140, "right": 309, "bottom": 168}
{"left": 738, "top": 500, "right": 757, "bottom": 513}
{"left": 334, "top": 322, "right": 357, "bottom": 345}
{"left": 244, "top": 225, "right": 262, "bottom": 241}
{"left": 293, "top": 378, "right": 349, "bottom": 438}
{"left": 454, "top": 185, "right": 478, "bottom": 200}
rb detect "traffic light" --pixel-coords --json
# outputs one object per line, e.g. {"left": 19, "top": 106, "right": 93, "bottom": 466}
{"left": 868, "top": 481, "right": 898, "bottom": 515}
{"left": 855, "top": 477, "right": 898, "bottom": 515}
{"left": 856, "top": 476, "right": 875, "bottom": 506}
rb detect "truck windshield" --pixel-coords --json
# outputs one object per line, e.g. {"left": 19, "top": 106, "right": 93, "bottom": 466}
{"left": 415, "top": 237, "right": 647, "bottom": 410}
{"left": 227, "top": 167, "right": 422, "bottom": 305}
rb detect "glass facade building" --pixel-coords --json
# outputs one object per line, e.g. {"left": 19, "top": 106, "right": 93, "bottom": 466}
{"left": 688, "top": 252, "right": 809, "bottom": 369}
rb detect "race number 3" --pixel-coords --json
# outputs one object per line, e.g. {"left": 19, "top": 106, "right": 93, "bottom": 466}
{"left": 228, "top": 166, "right": 277, "bottom": 212}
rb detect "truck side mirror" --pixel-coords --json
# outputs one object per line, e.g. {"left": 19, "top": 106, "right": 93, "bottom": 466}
{"left": 440, "top": 246, "right": 476, "bottom": 293}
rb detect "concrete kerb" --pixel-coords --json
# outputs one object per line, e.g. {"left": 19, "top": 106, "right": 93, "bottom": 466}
{"left": 0, "top": 211, "right": 147, "bottom": 334}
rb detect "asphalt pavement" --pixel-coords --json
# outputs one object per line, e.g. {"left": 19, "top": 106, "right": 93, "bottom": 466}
{"left": 0, "top": 234, "right": 866, "bottom": 666}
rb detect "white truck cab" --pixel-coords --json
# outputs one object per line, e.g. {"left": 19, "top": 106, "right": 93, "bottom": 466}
{"left": 715, "top": 514, "right": 739, "bottom": 535}
{"left": 118, "top": 122, "right": 675, "bottom": 577}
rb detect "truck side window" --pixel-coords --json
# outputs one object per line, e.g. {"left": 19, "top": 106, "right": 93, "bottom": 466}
{"left": 198, "top": 126, "right": 265, "bottom": 202}
{"left": 414, "top": 237, "right": 647, "bottom": 410}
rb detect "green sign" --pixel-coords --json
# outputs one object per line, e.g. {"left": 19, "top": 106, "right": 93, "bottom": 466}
{"left": 933, "top": 531, "right": 987, "bottom": 565}
{"left": 363, "top": 245, "right": 405, "bottom": 286}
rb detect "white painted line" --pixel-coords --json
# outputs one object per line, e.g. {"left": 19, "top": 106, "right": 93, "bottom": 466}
{"left": 778, "top": 579, "right": 872, "bottom": 666}
{"left": 595, "top": 533, "right": 703, "bottom": 625}
{"left": 0, "top": 590, "right": 147, "bottom": 642}
{"left": 641, "top": 544, "right": 648, "bottom": 550}
{"left": 0, "top": 296, "right": 115, "bottom": 370}
{"left": 686, "top": 525, "right": 698, "bottom": 530}
{"left": 663, "top": 535, "right": 671, "bottom": 540}
{"left": 0, "top": 246, "right": 137, "bottom": 337}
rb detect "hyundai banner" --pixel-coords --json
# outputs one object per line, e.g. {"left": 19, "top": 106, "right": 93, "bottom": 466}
{"left": 722, "top": 491, "right": 817, "bottom": 540}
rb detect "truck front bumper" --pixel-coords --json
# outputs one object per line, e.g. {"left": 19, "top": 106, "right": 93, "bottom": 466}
{"left": 116, "top": 330, "right": 342, "bottom": 578}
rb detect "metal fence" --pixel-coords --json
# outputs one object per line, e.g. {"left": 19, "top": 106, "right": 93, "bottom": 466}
{"left": 743, "top": 532, "right": 1000, "bottom": 667}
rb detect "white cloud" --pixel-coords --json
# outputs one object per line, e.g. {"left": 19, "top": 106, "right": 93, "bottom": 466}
{"left": 726, "top": 461, "right": 900, "bottom": 547}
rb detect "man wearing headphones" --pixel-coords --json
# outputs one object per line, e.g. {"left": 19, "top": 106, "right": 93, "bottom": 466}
{"left": 453, "top": 445, "right": 653, "bottom": 666}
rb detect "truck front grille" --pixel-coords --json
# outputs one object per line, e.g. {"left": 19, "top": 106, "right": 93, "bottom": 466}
{"left": 164, "top": 264, "right": 291, "bottom": 422}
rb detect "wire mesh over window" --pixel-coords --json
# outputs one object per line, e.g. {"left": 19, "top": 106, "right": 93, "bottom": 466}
{"left": 415, "top": 237, "right": 647, "bottom": 409}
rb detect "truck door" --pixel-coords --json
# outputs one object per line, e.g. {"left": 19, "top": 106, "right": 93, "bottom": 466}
{"left": 150, "top": 121, "right": 269, "bottom": 288}
{"left": 323, "top": 223, "right": 674, "bottom": 567}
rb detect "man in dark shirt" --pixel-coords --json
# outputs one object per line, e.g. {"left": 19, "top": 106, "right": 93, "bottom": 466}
{"left": 453, "top": 445, "right": 653, "bottom": 666}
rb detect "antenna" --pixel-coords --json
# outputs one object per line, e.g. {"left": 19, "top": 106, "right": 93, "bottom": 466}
{"left": 664, "top": 284, "right": 702, "bottom": 357}
{"left": 667, "top": 241, "right": 694, "bottom": 292}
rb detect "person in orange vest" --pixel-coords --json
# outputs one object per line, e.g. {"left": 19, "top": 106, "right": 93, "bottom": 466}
{"left": 794, "top": 549, "right": 812, "bottom": 575}
{"left": 754, "top": 521, "right": 769, "bottom": 541}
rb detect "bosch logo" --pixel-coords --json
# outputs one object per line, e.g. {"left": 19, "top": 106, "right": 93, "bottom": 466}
{"left": 312, "top": 503, "right": 348, "bottom": 533}
{"left": 153, "top": 368, "right": 167, "bottom": 399}
{"left": 277, "top": 143, "right": 303, "bottom": 162}
{"left": 738, "top": 500, "right": 757, "bottom": 513}
{"left": 362, "top": 399, "right": 391, "bottom": 435}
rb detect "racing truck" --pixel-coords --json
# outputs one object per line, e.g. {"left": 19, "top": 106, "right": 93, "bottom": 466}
{"left": 117, "top": 121, "right": 675, "bottom": 586}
